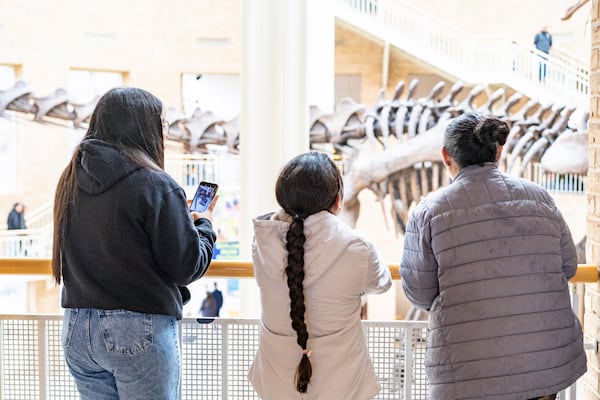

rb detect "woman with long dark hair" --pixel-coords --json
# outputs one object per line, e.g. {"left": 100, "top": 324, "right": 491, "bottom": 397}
{"left": 53, "top": 87, "right": 217, "bottom": 399}
{"left": 248, "top": 151, "right": 392, "bottom": 399}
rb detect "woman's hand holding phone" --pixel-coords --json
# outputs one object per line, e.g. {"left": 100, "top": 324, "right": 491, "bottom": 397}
{"left": 191, "top": 194, "right": 218, "bottom": 223}
{"left": 189, "top": 181, "right": 219, "bottom": 223}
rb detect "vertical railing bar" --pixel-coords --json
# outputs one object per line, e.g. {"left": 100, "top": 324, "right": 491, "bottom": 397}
{"left": 38, "top": 318, "right": 47, "bottom": 400}
{"left": 222, "top": 320, "right": 228, "bottom": 399}
{"left": 0, "top": 320, "right": 4, "bottom": 398}
{"left": 403, "top": 326, "right": 414, "bottom": 400}
{"left": 178, "top": 321, "right": 183, "bottom": 400}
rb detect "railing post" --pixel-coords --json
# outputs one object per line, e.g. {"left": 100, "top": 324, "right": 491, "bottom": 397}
{"left": 38, "top": 318, "right": 47, "bottom": 400}
{"left": 222, "top": 321, "right": 229, "bottom": 399}
{"left": 0, "top": 320, "right": 3, "bottom": 397}
{"left": 178, "top": 321, "right": 182, "bottom": 400}
{"left": 403, "top": 326, "right": 413, "bottom": 400}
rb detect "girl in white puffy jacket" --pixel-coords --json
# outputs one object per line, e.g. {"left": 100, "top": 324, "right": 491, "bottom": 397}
{"left": 248, "top": 151, "right": 392, "bottom": 399}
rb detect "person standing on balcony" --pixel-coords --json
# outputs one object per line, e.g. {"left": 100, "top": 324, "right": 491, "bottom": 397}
{"left": 212, "top": 281, "right": 223, "bottom": 316}
{"left": 534, "top": 25, "right": 552, "bottom": 81}
{"left": 7, "top": 202, "right": 26, "bottom": 230}
{"left": 52, "top": 87, "right": 217, "bottom": 400}
{"left": 248, "top": 152, "right": 392, "bottom": 399}
{"left": 199, "top": 289, "right": 218, "bottom": 318}
{"left": 400, "top": 112, "right": 586, "bottom": 400}
{"left": 6, "top": 202, "right": 26, "bottom": 256}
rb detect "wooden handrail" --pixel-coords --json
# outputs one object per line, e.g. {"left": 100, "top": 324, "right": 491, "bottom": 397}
{"left": 0, "top": 258, "right": 256, "bottom": 278}
{"left": 0, "top": 258, "right": 597, "bottom": 282}
{"left": 569, "top": 264, "right": 598, "bottom": 283}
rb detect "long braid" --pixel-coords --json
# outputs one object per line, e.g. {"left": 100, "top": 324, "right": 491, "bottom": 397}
{"left": 284, "top": 216, "right": 312, "bottom": 393}
{"left": 274, "top": 151, "right": 343, "bottom": 393}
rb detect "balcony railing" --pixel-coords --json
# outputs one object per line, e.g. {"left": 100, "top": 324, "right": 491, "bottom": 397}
{"left": 0, "top": 314, "right": 429, "bottom": 400}
{"left": 0, "top": 227, "right": 53, "bottom": 258}
{"left": 0, "top": 258, "right": 598, "bottom": 399}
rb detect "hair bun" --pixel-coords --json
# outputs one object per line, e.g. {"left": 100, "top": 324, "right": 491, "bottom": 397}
{"left": 473, "top": 117, "right": 509, "bottom": 146}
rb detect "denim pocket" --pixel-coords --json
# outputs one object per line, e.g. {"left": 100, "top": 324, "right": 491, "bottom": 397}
{"left": 99, "top": 310, "right": 153, "bottom": 356}
{"left": 61, "top": 308, "right": 79, "bottom": 348}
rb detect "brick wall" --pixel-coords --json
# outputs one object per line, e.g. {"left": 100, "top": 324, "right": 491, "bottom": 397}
{"left": 586, "top": 1, "right": 600, "bottom": 398}
{"left": 335, "top": 24, "right": 447, "bottom": 106}
{"left": 0, "top": 0, "right": 241, "bottom": 107}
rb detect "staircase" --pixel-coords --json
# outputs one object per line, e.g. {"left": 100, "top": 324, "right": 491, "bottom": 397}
{"left": 334, "top": 0, "right": 590, "bottom": 110}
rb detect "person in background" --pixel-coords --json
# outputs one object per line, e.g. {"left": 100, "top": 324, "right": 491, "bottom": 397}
{"left": 52, "top": 87, "right": 217, "bottom": 400}
{"left": 212, "top": 282, "right": 223, "bottom": 316}
{"left": 7, "top": 202, "right": 26, "bottom": 230}
{"left": 200, "top": 289, "right": 218, "bottom": 317}
{"left": 248, "top": 151, "right": 392, "bottom": 399}
{"left": 400, "top": 112, "right": 586, "bottom": 400}
{"left": 6, "top": 202, "right": 27, "bottom": 256}
{"left": 534, "top": 25, "right": 552, "bottom": 81}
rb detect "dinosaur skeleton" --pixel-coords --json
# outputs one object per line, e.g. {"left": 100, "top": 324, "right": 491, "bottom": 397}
{"left": 0, "top": 81, "right": 96, "bottom": 129}
{"left": 0, "top": 79, "right": 588, "bottom": 236}
{"left": 333, "top": 80, "right": 588, "bottom": 234}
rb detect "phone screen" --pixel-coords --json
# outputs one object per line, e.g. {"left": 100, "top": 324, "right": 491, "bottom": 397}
{"left": 190, "top": 181, "right": 218, "bottom": 212}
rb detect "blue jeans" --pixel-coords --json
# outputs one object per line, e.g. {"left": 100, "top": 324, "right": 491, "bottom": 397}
{"left": 62, "top": 308, "right": 180, "bottom": 400}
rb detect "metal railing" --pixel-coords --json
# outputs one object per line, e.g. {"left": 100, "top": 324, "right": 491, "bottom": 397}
{"left": 0, "top": 315, "right": 429, "bottom": 400}
{"left": 164, "top": 154, "right": 218, "bottom": 190}
{"left": 0, "top": 259, "right": 597, "bottom": 399}
{"left": 530, "top": 164, "right": 587, "bottom": 194}
{"left": 0, "top": 226, "right": 53, "bottom": 258}
{"left": 334, "top": 0, "right": 590, "bottom": 110}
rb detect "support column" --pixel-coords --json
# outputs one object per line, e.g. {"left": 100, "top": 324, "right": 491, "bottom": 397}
{"left": 306, "top": 0, "right": 335, "bottom": 112}
{"left": 240, "top": 0, "right": 309, "bottom": 258}
{"left": 240, "top": 0, "right": 336, "bottom": 316}
{"left": 585, "top": 1, "right": 600, "bottom": 398}
{"left": 382, "top": 41, "right": 390, "bottom": 90}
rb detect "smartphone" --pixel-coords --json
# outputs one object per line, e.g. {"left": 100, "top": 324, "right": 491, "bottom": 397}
{"left": 190, "top": 181, "right": 218, "bottom": 212}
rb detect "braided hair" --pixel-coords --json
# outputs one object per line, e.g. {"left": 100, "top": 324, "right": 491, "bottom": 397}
{"left": 275, "top": 152, "right": 343, "bottom": 393}
{"left": 443, "top": 112, "right": 509, "bottom": 168}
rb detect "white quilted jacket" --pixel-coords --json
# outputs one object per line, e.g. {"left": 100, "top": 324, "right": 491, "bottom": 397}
{"left": 249, "top": 210, "right": 392, "bottom": 399}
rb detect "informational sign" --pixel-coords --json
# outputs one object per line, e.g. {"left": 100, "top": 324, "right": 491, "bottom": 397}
{"left": 213, "top": 241, "right": 240, "bottom": 260}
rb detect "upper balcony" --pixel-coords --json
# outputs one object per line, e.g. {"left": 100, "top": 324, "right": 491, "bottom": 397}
{"left": 334, "top": 0, "right": 590, "bottom": 111}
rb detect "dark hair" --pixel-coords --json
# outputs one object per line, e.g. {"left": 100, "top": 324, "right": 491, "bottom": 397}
{"left": 275, "top": 151, "right": 343, "bottom": 393}
{"left": 52, "top": 87, "right": 165, "bottom": 284}
{"left": 443, "top": 112, "right": 509, "bottom": 168}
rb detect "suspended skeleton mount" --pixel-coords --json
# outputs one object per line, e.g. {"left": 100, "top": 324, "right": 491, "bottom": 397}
{"left": 0, "top": 79, "right": 588, "bottom": 236}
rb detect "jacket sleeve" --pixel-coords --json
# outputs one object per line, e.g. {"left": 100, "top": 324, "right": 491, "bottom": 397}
{"left": 6, "top": 211, "right": 18, "bottom": 230}
{"left": 362, "top": 240, "right": 392, "bottom": 294}
{"left": 150, "top": 187, "right": 217, "bottom": 286}
{"left": 400, "top": 203, "right": 439, "bottom": 310}
{"left": 557, "top": 210, "right": 577, "bottom": 280}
